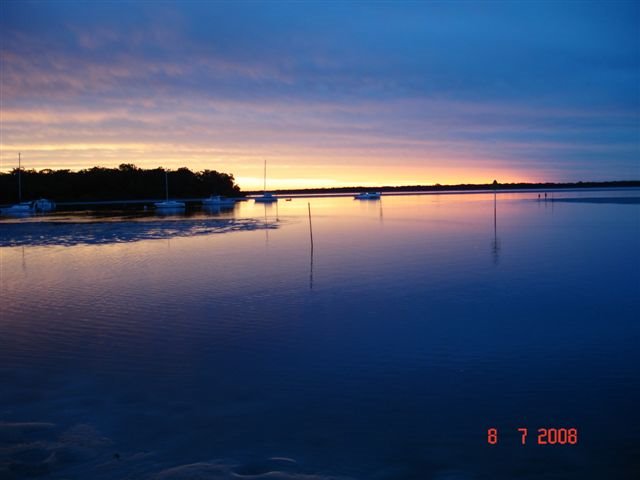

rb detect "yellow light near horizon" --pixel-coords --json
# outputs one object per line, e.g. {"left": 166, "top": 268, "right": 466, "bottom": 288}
{"left": 0, "top": 142, "right": 539, "bottom": 190}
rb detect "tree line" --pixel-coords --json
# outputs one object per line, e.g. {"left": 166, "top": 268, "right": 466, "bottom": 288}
{"left": 263, "top": 180, "right": 639, "bottom": 195}
{"left": 0, "top": 164, "right": 242, "bottom": 203}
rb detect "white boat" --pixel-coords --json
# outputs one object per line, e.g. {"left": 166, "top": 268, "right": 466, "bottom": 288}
{"left": 2, "top": 201, "right": 33, "bottom": 215}
{"left": 255, "top": 192, "right": 277, "bottom": 203}
{"left": 155, "top": 170, "right": 185, "bottom": 209}
{"left": 2, "top": 154, "right": 56, "bottom": 214}
{"left": 155, "top": 200, "right": 185, "bottom": 209}
{"left": 354, "top": 192, "right": 381, "bottom": 200}
{"left": 2, "top": 153, "right": 56, "bottom": 215}
{"left": 2, "top": 199, "right": 56, "bottom": 216}
{"left": 33, "top": 198, "right": 55, "bottom": 212}
{"left": 10, "top": 202, "right": 33, "bottom": 212}
{"left": 202, "top": 195, "right": 236, "bottom": 206}
{"left": 254, "top": 159, "right": 278, "bottom": 203}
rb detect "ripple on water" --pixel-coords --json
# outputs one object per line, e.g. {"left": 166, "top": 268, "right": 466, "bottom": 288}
{"left": 155, "top": 458, "right": 349, "bottom": 479}
{"left": 0, "top": 421, "right": 352, "bottom": 480}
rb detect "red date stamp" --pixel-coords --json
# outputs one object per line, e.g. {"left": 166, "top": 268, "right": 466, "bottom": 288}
{"left": 487, "top": 427, "right": 578, "bottom": 445}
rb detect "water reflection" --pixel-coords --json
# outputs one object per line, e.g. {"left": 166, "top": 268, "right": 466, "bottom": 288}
{"left": 308, "top": 202, "right": 315, "bottom": 290}
{"left": 1, "top": 189, "right": 639, "bottom": 480}
{"left": 154, "top": 207, "right": 185, "bottom": 216}
{"left": 262, "top": 203, "right": 272, "bottom": 245}
{"left": 202, "top": 204, "right": 237, "bottom": 215}
{"left": 492, "top": 192, "right": 501, "bottom": 265}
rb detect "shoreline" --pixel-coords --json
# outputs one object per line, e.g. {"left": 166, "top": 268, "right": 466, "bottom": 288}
{"left": 246, "top": 180, "right": 639, "bottom": 196}
{"left": 1, "top": 183, "right": 639, "bottom": 209}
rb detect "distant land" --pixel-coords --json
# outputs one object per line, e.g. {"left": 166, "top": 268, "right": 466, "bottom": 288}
{"left": 248, "top": 180, "right": 640, "bottom": 196}
{"left": 0, "top": 164, "right": 638, "bottom": 205}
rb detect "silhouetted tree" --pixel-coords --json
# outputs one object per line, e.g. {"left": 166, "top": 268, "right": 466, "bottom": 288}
{"left": 0, "top": 164, "right": 242, "bottom": 203}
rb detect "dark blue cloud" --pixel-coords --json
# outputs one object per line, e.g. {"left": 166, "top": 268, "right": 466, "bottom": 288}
{"left": 1, "top": 0, "right": 638, "bottom": 181}
{"left": 3, "top": 0, "right": 637, "bottom": 102}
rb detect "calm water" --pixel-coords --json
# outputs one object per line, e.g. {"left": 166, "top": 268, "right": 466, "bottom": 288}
{"left": 1, "top": 190, "right": 639, "bottom": 479}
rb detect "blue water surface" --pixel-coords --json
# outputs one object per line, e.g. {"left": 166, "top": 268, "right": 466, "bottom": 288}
{"left": 1, "top": 189, "right": 639, "bottom": 479}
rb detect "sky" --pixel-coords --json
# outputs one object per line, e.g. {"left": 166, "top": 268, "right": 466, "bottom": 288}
{"left": 1, "top": 0, "right": 638, "bottom": 189}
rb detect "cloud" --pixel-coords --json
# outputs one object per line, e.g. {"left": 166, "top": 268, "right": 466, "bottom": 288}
{"left": 1, "top": 0, "right": 638, "bottom": 187}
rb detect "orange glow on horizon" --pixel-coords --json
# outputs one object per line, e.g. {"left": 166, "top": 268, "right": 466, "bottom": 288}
{"left": 0, "top": 144, "right": 539, "bottom": 190}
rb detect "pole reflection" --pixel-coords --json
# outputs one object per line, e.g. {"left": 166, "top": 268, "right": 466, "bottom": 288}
{"left": 492, "top": 192, "right": 501, "bottom": 265}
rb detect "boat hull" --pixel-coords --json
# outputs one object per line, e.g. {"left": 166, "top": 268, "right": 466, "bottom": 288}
{"left": 33, "top": 199, "right": 56, "bottom": 212}
{"left": 1, "top": 203, "right": 33, "bottom": 216}
{"left": 154, "top": 201, "right": 185, "bottom": 209}
{"left": 354, "top": 192, "right": 382, "bottom": 200}
{"left": 255, "top": 192, "right": 278, "bottom": 203}
{"left": 202, "top": 196, "right": 236, "bottom": 206}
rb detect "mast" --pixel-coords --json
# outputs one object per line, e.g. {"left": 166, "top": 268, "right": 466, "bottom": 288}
{"left": 165, "top": 170, "right": 169, "bottom": 201}
{"left": 18, "top": 152, "right": 22, "bottom": 202}
{"left": 263, "top": 159, "right": 267, "bottom": 194}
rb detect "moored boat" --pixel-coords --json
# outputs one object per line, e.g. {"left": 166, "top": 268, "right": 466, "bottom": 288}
{"left": 154, "top": 170, "right": 185, "bottom": 210}
{"left": 2, "top": 202, "right": 33, "bottom": 215}
{"left": 202, "top": 195, "right": 236, "bottom": 206}
{"left": 254, "top": 160, "right": 278, "bottom": 203}
{"left": 2, "top": 154, "right": 56, "bottom": 215}
{"left": 154, "top": 200, "right": 186, "bottom": 209}
{"left": 254, "top": 192, "right": 278, "bottom": 203}
{"left": 354, "top": 192, "right": 381, "bottom": 200}
{"left": 33, "top": 198, "right": 56, "bottom": 212}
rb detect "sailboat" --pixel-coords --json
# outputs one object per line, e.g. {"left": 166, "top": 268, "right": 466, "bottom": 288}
{"left": 254, "top": 159, "right": 278, "bottom": 203}
{"left": 2, "top": 153, "right": 55, "bottom": 215}
{"left": 154, "top": 170, "right": 185, "bottom": 209}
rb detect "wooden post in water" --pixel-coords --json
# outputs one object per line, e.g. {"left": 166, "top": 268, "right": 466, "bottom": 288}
{"left": 165, "top": 170, "right": 169, "bottom": 201}
{"left": 492, "top": 179, "right": 497, "bottom": 235}
{"left": 308, "top": 202, "right": 314, "bottom": 252}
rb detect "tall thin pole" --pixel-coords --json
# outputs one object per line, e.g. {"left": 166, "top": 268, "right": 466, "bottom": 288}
{"left": 493, "top": 190, "right": 498, "bottom": 236}
{"left": 308, "top": 202, "right": 314, "bottom": 252}
{"left": 492, "top": 180, "right": 497, "bottom": 237}
{"left": 18, "top": 152, "right": 22, "bottom": 202}
{"left": 492, "top": 189, "right": 499, "bottom": 264}
{"left": 263, "top": 159, "right": 267, "bottom": 194}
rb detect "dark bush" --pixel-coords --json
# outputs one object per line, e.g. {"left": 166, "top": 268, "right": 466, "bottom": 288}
{"left": 0, "top": 164, "right": 242, "bottom": 203}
